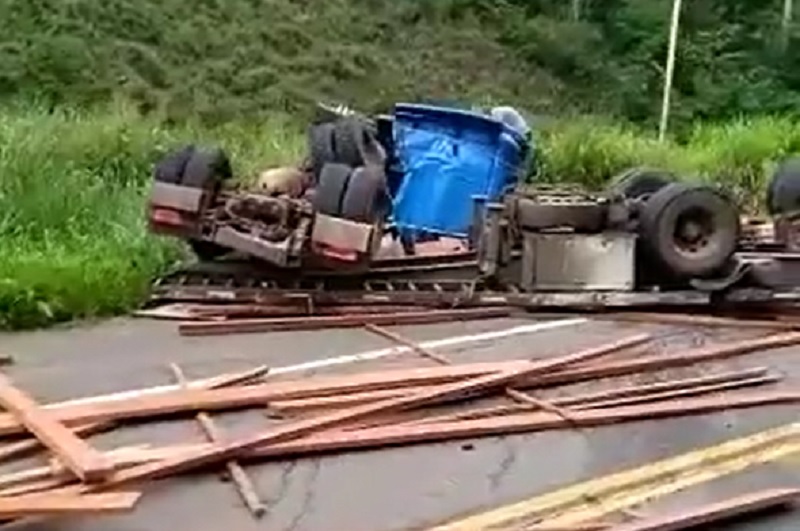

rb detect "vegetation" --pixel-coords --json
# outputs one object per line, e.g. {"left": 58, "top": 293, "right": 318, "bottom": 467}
{"left": 3, "top": 0, "right": 800, "bottom": 127}
{"left": 1, "top": 0, "right": 800, "bottom": 329}
{"left": 0, "top": 104, "right": 303, "bottom": 329}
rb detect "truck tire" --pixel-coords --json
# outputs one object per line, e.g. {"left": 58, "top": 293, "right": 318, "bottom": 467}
{"left": 608, "top": 167, "right": 674, "bottom": 199}
{"left": 332, "top": 117, "right": 376, "bottom": 167}
{"left": 313, "top": 163, "right": 352, "bottom": 216}
{"left": 154, "top": 145, "right": 196, "bottom": 184}
{"left": 640, "top": 183, "right": 740, "bottom": 278}
{"left": 182, "top": 147, "right": 233, "bottom": 191}
{"left": 308, "top": 123, "right": 337, "bottom": 180}
{"left": 341, "top": 166, "right": 389, "bottom": 223}
{"left": 767, "top": 157, "right": 800, "bottom": 215}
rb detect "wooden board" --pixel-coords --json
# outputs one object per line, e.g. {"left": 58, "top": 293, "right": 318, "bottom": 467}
{"left": 82, "top": 334, "right": 645, "bottom": 490}
{"left": 610, "top": 488, "right": 800, "bottom": 531}
{"left": 0, "top": 373, "right": 113, "bottom": 483}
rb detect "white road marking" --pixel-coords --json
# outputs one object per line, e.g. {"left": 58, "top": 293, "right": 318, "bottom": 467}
{"left": 59, "top": 317, "right": 588, "bottom": 407}
{"left": 270, "top": 317, "right": 589, "bottom": 375}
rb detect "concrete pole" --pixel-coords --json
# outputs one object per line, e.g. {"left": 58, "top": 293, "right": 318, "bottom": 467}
{"left": 658, "top": 0, "right": 683, "bottom": 142}
{"left": 572, "top": 0, "right": 581, "bottom": 21}
{"left": 782, "top": 0, "right": 793, "bottom": 51}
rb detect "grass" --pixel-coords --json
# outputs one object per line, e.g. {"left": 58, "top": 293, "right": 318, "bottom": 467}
{"left": 0, "top": 103, "right": 304, "bottom": 329}
{"left": 1, "top": 104, "right": 799, "bottom": 330}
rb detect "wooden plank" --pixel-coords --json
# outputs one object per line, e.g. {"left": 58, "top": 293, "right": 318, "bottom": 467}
{"left": 599, "top": 312, "right": 797, "bottom": 330}
{"left": 364, "top": 323, "right": 581, "bottom": 424}
{"left": 575, "top": 375, "right": 780, "bottom": 410}
{"left": 0, "top": 372, "right": 113, "bottom": 483}
{"left": 414, "top": 371, "right": 779, "bottom": 427}
{"left": 0, "top": 491, "right": 141, "bottom": 518}
{"left": 169, "top": 363, "right": 266, "bottom": 518}
{"left": 55, "top": 364, "right": 271, "bottom": 410}
{"left": 0, "top": 327, "right": 780, "bottom": 439}
{"left": 42, "top": 391, "right": 799, "bottom": 477}
{"left": 528, "top": 332, "right": 800, "bottom": 388}
{"left": 0, "top": 364, "right": 266, "bottom": 463}
{"left": 0, "top": 421, "right": 115, "bottom": 464}
{"left": 269, "top": 368, "right": 772, "bottom": 414}
{"left": 0, "top": 362, "right": 526, "bottom": 437}
{"left": 43, "top": 329, "right": 786, "bottom": 414}
{"left": 0, "top": 444, "right": 198, "bottom": 498}
{"left": 243, "top": 391, "right": 800, "bottom": 460}
{"left": 84, "top": 334, "right": 646, "bottom": 490}
{"left": 178, "top": 307, "right": 513, "bottom": 336}
{"left": 610, "top": 488, "right": 800, "bottom": 531}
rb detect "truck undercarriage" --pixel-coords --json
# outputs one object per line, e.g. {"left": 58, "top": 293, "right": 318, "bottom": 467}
{"left": 145, "top": 112, "right": 800, "bottom": 316}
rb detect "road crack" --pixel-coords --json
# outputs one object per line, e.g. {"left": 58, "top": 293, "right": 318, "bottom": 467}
{"left": 264, "top": 460, "right": 298, "bottom": 512}
{"left": 488, "top": 437, "right": 518, "bottom": 492}
{"left": 283, "top": 458, "right": 321, "bottom": 531}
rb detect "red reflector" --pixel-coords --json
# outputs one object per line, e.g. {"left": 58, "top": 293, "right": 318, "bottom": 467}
{"left": 313, "top": 242, "right": 358, "bottom": 262}
{"left": 151, "top": 208, "right": 184, "bottom": 226}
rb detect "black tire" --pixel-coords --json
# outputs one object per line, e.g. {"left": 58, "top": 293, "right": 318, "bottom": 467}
{"left": 182, "top": 147, "right": 233, "bottom": 190}
{"left": 608, "top": 167, "right": 674, "bottom": 199}
{"left": 313, "top": 163, "right": 353, "bottom": 216}
{"left": 154, "top": 145, "right": 196, "bottom": 184}
{"left": 341, "top": 166, "right": 389, "bottom": 223}
{"left": 640, "top": 183, "right": 740, "bottom": 278}
{"left": 332, "top": 117, "right": 377, "bottom": 167}
{"left": 308, "top": 123, "right": 337, "bottom": 179}
{"left": 767, "top": 157, "right": 800, "bottom": 216}
{"left": 189, "top": 240, "right": 229, "bottom": 262}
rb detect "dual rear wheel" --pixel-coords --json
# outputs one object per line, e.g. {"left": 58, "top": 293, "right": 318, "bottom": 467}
{"left": 608, "top": 167, "right": 740, "bottom": 279}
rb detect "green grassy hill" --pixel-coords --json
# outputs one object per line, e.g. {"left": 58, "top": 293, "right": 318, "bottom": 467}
{"left": 5, "top": 0, "right": 798, "bottom": 126}
{"left": 1, "top": 1, "right": 561, "bottom": 123}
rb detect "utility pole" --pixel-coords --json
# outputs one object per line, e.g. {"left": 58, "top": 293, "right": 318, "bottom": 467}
{"left": 782, "top": 0, "right": 793, "bottom": 52}
{"left": 658, "top": 0, "right": 683, "bottom": 142}
{"left": 572, "top": 0, "right": 582, "bottom": 21}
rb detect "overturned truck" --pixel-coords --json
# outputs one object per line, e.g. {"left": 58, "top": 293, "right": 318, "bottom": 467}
{"left": 146, "top": 109, "right": 800, "bottom": 311}
{"left": 147, "top": 116, "right": 391, "bottom": 271}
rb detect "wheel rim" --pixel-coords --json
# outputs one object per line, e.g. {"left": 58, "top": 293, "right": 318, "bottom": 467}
{"left": 672, "top": 206, "right": 716, "bottom": 258}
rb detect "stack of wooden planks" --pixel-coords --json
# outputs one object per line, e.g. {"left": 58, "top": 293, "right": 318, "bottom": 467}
{"left": 0, "top": 329, "right": 795, "bottom": 524}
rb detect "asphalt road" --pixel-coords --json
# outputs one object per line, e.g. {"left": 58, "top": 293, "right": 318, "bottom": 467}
{"left": 0, "top": 313, "right": 797, "bottom": 531}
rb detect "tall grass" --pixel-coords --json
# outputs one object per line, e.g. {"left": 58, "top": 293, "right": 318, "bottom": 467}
{"left": 535, "top": 115, "right": 800, "bottom": 211}
{"left": 0, "top": 103, "right": 303, "bottom": 329}
{"left": 0, "top": 105, "right": 799, "bottom": 330}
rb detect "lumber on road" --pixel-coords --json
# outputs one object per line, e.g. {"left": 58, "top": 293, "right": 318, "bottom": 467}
{"left": 0, "top": 491, "right": 141, "bottom": 518}
{"left": 609, "top": 487, "right": 800, "bottom": 531}
{"left": 82, "top": 334, "right": 646, "bottom": 491}
{"left": 528, "top": 331, "right": 800, "bottom": 388}
{"left": 0, "top": 421, "right": 115, "bottom": 465}
{"left": 31, "top": 390, "right": 800, "bottom": 477}
{"left": 178, "top": 307, "right": 513, "bottom": 336}
{"left": 245, "top": 391, "right": 800, "bottom": 460}
{"left": 169, "top": 363, "right": 266, "bottom": 518}
{"left": 0, "top": 366, "right": 267, "bottom": 465}
{"left": 45, "top": 330, "right": 792, "bottom": 413}
{"left": 0, "top": 372, "right": 113, "bottom": 483}
{"left": 0, "top": 361, "right": 530, "bottom": 438}
{"left": 270, "top": 366, "right": 772, "bottom": 415}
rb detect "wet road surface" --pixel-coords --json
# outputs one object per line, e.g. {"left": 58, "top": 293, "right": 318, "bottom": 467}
{"left": 0, "top": 313, "right": 796, "bottom": 531}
